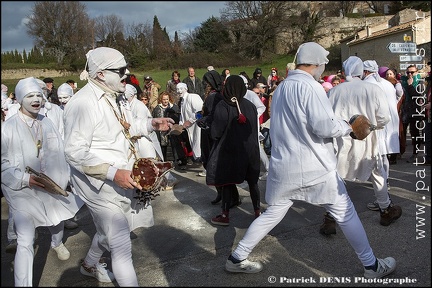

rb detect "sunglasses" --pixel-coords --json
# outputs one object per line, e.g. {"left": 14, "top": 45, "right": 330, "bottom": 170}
{"left": 406, "top": 71, "right": 416, "bottom": 74}
{"left": 105, "top": 66, "right": 128, "bottom": 77}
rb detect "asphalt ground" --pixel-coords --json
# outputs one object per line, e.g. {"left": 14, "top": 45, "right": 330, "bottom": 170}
{"left": 1, "top": 150, "right": 431, "bottom": 287}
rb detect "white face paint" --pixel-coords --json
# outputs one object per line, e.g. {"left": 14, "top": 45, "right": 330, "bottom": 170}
{"left": 125, "top": 92, "right": 135, "bottom": 102}
{"left": 312, "top": 64, "right": 325, "bottom": 81}
{"left": 103, "top": 68, "right": 127, "bottom": 93}
{"left": 21, "top": 92, "right": 43, "bottom": 118}
{"left": 58, "top": 94, "right": 71, "bottom": 105}
{"left": 176, "top": 86, "right": 186, "bottom": 97}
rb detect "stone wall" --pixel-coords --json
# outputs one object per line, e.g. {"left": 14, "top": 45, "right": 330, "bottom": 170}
{"left": 274, "top": 15, "right": 393, "bottom": 54}
{"left": 1, "top": 69, "right": 74, "bottom": 80}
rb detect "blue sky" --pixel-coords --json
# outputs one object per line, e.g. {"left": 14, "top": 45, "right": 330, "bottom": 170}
{"left": 1, "top": 1, "right": 227, "bottom": 53}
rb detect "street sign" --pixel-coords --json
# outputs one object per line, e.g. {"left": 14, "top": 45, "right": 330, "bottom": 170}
{"left": 400, "top": 63, "right": 425, "bottom": 71}
{"left": 400, "top": 55, "right": 423, "bottom": 62}
{"left": 387, "top": 42, "right": 417, "bottom": 53}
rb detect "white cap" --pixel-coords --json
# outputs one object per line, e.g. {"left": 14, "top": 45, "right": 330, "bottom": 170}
{"left": 57, "top": 83, "right": 74, "bottom": 98}
{"left": 295, "top": 42, "right": 329, "bottom": 65}
{"left": 15, "top": 77, "right": 44, "bottom": 103}
{"left": 125, "top": 84, "right": 137, "bottom": 101}
{"left": 85, "top": 47, "right": 127, "bottom": 78}
{"left": 343, "top": 56, "right": 364, "bottom": 81}
{"left": 363, "top": 60, "right": 379, "bottom": 72}
{"left": 177, "top": 83, "right": 187, "bottom": 90}
{"left": 363, "top": 60, "right": 381, "bottom": 81}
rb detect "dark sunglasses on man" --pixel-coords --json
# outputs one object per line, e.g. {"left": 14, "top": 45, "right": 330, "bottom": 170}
{"left": 105, "top": 66, "right": 128, "bottom": 77}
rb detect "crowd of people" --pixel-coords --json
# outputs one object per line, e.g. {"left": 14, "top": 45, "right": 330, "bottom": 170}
{"left": 1, "top": 42, "right": 430, "bottom": 286}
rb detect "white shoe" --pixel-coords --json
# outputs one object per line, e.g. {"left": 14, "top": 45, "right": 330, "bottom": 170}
{"left": 259, "top": 172, "right": 268, "bottom": 181}
{"left": 225, "top": 256, "right": 263, "bottom": 273}
{"left": 52, "top": 243, "right": 70, "bottom": 260}
{"left": 198, "top": 169, "right": 206, "bottom": 177}
{"left": 64, "top": 219, "right": 78, "bottom": 229}
{"left": 80, "top": 261, "right": 115, "bottom": 283}
{"left": 363, "top": 257, "right": 396, "bottom": 279}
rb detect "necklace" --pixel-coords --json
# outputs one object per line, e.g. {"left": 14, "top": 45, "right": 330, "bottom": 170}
{"left": 19, "top": 112, "right": 43, "bottom": 158}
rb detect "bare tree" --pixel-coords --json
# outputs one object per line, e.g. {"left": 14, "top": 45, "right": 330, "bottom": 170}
{"left": 125, "top": 22, "right": 152, "bottom": 53}
{"left": 26, "top": 1, "right": 93, "bottom": 65}
{"left": 220, "top": 1, "right": 290, "bottom": 59}
{"left": 94, "top": 14, "right": 125, "bottom": 48}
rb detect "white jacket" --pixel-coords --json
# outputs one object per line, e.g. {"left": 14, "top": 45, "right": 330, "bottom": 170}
{"left": 179, "top": 92, "right": 203, "bottom": 159}
{"left": 1, "top": 111, "right": 82, "bottom": 227}
{"left": 266, "top": 70, "right": 351, "bottom": 205}
{"left": 63, "top": 82, "right": 153, "bottom": 246}
{"left": 328, "top": 77, "right": 390, "bottom": 181}
{"left": 363, "top": 75, "right": 400, "bottom": 155}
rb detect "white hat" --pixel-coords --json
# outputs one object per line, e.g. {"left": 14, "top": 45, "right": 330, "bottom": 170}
{"left": 363, "top": 60, "right": 381, "bottom": 81}
{"left": 363, "top": 60, "right": 379, "bottom": 72}
{"left": 295, "top": 42, "right": 329, "bottom": 65}
{"left": 125, "top": 84, "right": 137, "bottom": 100}
{"left": 15, "top": 77, "right": 44, "bottom": 103}
{"left": 57, "top": 83, "right": 74, "bottom": 97}
{"left": 85, "top": 47, "right": 127, "bottom": 78}
{"left": 177, "top": 83, "right": 187, "bottom": 90}
{"left": 343, "top": 56, "right": 363, "bottom": 81}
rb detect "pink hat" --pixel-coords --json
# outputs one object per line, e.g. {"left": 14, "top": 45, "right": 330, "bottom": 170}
{"left": 325, "top": 74, "right": 335, "bottom": 83}
{"left": 378, "top": 66, "right": 389, "bottom": 78}
{"left": 322, "top": 82, "right": 333, "bottom": 90}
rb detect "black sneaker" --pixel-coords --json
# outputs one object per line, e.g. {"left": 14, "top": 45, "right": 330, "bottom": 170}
{"left": 319, "top": 212, "right": 336, "bottom": 235}
{"left": 380, "top": 204, "right": 402, "bottom": 226}
{"left": 5, "top": 239, "right": 17, "bottom": 254}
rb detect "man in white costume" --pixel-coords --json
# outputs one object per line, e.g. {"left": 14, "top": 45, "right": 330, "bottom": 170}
{"left": 4, "top": 78, "right": 79, "bottom": 255}
{"left": 224, "top": 43, "right": 396, "bottom": 279}
{"left": 57, "top": 82, "right": 74, "bottom": 110}
{"left": 1, "top": 77, "right": 83, "bottom": 286}
{"left": 362, "top": 60, "right": 401, "bottom": 210}
{"left": 319, "top": 57, "right": 402, "bottom": 236}
{"left": 63, "top": 47, "right": 173, "bottom": 286}
{"left": 176, "top": 82, "right": 203, "bottom": 161}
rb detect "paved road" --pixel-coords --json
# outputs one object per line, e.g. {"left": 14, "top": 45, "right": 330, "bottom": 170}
{"left": 1, "top": 153, "right": 430, "bottom": 287}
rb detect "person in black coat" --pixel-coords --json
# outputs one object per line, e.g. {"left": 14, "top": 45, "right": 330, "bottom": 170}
{"left": 199, "top": 70, "right": 240, "bottom": 206}
{"left": 206, "top": 75, "right": 262, "bottom": 226}
{"left": 250, "top": 68, "right": 267, "bottom": 93}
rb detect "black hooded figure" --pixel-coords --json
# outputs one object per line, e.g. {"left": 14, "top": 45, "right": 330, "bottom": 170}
{"left": 250, "top": 67, "right": 267, "bottom": 90}
{"left": 199, "top": 70, "right": 238, "bottom": 205}
{"left": 206, "top": 75, "right": 261, "bottom": 226}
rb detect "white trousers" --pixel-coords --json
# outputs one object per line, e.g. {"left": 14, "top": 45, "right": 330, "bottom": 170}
{"left": 232, "top": 187, "right": 377, "bottom": 268}
{"left": 84, "top": 212, "right": 138, "bottom": 287}
{"left": 371, "top": 155, "right": 391, "bottom": 209}
{"left": 14, "top": 210, "right": 64, "bottom": 287}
